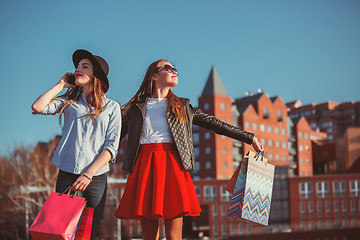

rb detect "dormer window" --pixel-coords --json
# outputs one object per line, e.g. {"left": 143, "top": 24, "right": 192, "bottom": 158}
{"left": 264, "top": 107, "right": 269, "bottom": 118}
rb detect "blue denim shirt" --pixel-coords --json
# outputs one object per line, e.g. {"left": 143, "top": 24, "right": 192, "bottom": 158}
{"left": 36, "top": 93, "right": 121, "bottom": 176}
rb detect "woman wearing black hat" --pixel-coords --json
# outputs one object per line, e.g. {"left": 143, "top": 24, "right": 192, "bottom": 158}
{"left": 31, "top": 49, "right": 121, "bottom": 239}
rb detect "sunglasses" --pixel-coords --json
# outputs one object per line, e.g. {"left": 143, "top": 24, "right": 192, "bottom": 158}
{"left": 157, "top": 65, "right": 178, "bottom": 74}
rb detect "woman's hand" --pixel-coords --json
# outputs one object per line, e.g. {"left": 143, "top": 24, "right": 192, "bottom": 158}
{"left": 31, "top": 73, "right": 75, "bottom": 113}
{"left": 71, "top": 174, "right": 92, "bottom": 192}
{"left": 60, "top": 72, "right": 77, "bottom": 89}
{"left": 251, "top": 136, "right": 264, "bottom": 152}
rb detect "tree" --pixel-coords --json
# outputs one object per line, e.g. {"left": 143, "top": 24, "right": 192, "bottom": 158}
{"left": 0, "top": 136, "right": 60, "bottom": 240}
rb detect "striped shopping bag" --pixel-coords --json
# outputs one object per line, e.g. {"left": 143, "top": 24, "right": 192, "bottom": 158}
{"left": 227, "top": 151, "right": 275, "bottom": 226}
{"left": 75, "top": 207, "right": 93, "bottom": 240}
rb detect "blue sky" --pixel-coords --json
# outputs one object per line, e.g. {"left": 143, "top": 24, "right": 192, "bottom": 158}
{"left": 1, "top": 0, "right": 359, "bottom": 154}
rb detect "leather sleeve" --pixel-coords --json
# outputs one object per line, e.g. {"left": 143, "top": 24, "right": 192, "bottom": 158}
{"left": 190, "top": 104, "right": 254, "bottom": 145}
{"left": 120, "top": 111, "right": 129, "bottom": 141}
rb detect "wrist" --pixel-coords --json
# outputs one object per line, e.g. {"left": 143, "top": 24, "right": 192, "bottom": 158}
{"left": 81, "top": 171, "right": 92, "bottom": 182}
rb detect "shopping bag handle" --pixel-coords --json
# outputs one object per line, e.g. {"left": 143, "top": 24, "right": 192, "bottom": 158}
{"left": 255, "top": 151, "right": 268, "bottom": 165}
{"left": 60, "top": 186, "right": 80, "bottom": 197}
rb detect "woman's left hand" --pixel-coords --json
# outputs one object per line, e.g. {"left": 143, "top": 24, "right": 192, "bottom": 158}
{"left": 71, "top": 175, "right": 92, "bottom": 192}
{"left": 252, "top": 136, "right": 264, "bottom": 152}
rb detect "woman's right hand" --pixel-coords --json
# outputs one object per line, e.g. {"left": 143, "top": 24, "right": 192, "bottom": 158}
{"left": 60, "top": 72, "right": 77, "bottom": 88}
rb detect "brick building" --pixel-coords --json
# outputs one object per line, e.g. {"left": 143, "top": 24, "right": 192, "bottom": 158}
{"left": 288, "top": 174, "right": 360, "bottom": 231}
{"left": 101, "top": 66, "right": 360, "bottom": 239}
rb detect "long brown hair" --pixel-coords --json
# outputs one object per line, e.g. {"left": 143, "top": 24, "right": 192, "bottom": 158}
{"left": 57, "top": 76, "right": 105, "bottom": 124}
{"left": 123, "top": 59, "right": 187, "bottom": 123}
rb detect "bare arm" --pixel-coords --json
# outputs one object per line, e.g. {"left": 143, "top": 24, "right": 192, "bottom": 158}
{"left": 72, "top": 149, "right": 112, "bottom": 192}
{"left": 31, "top": 73, "right": 75, "bottom": 113}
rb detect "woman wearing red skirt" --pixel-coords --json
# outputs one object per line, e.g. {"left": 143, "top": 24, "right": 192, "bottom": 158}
{"left": 115, "top": 59, "right": 263, "bottom": 239}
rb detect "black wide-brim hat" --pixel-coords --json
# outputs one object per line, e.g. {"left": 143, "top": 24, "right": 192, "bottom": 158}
{"left": 72, "top": 49, "right": 109, "bottom": 93}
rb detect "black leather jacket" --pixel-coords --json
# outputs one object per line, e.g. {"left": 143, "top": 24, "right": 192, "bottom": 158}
{"left": 121, "top": 97, "right": 254, "bottom": 173}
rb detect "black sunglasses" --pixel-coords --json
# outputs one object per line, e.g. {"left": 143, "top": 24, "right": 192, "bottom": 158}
{"left": 157, "top": 65, "right": 178, "bottom": 74}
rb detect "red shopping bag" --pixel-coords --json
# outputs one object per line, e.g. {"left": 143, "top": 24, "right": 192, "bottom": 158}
{"left": 29, "top": 191, "right": 86, "bottom": 240}
{"left": 75, "top": 207, "right": 94, "bottom": 240}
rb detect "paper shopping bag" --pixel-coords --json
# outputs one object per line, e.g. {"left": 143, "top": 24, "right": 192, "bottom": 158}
{"left": 224, "top": 162, "right": 242, "bottom": 194}
{"left": 29, "top": 191, "right": 86, "bottom": 240}
{"left": 75, "top": 207, "right": 94, "bottom": 240}
{"left": 227, "top": 151, "right": 275, "bottom": 226}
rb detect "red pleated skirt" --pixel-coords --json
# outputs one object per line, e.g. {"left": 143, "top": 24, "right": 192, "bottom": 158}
{"left": 115, "top": 143, "right": 201, "bottom": 220}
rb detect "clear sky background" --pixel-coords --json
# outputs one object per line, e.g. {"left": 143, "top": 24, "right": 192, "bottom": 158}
{"left": 0, "top": 0, "right": 359, "bottom": 154}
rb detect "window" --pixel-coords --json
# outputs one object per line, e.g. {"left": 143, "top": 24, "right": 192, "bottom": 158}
{"left": 245, "top": 121, "right": 250, "bottom": 129}
{"left": 268, "top": 126, "right": 272, "bottom": 133}
{"left": 278, "top": 110, "right": 283, "bottom": 121}
{"left": 334, "top": 200, "right": 339, "bottom": 217}
{"left": 222, "top": 147, "right": 227, "bottom": 154}
{"left": 300, "top": 182, "right": 313, "bottom": 199}
{"left": 220, "top": 102, "right": 226, "bottom": 110}
{"left": 221, "top": 185, "right": 231, "bottom": 201}
{"left": 299, "top": 145, "right": 304, "bottom": 151}
{"left": 275, "top": 127, "right": 279, "bottom": 134}
{"left": 205, "top": 132, "right": 210, "bottom": 140}
{"left": 223, "top": 162, "right": 228, "bottom": 169}
{"left": 299, "top": 131, "right": 303, "bottom": 138}
{"left": 193, "top": 133, "right": 199, "bottom": 145}
{"left": 305, "top": 133, "right": 309, "bottom": 139}
{"left": 333, "top": 181, "right": 346, "bottom": 198}
{"left": 194, "top": 147, "right": 200, "bottom": 158}
{"left": 205, "top": 162, "right": 211, "bottom": 169}
{"left": 230, "top": 223, "right": 236, "bottom": 234}
{"left": 261, "top": 138, "right": 266, "bottom": 146}
{"left": 317, "top": 201, "right": 322, "bottom": 218}
{"left": 342, "top": 200, "right": 347, "bottom": 217}
{"left": 221, "top": 205, "right": 227, "bottom": 220}
{"left": 213, "top": 205, "right": 218, "bottom": 221}
{"left": 213, "top": 224, "right": 218, "bottom": 237}
{"left": 264, "top": 107, "right": 269, "bottom": 118}
{"left": 350, "top": 180, "right": 360, "bottom": 197}
{"left": 268, "top": 139, "right": 273, "bottom": 146}
{"left": 326, "top": 220, "right": 332, "bottom": 229}
{"left": 119, "top": 148, "right": 124, "bottom": 155}
{"left": 260, "top": 124, "right": 265, "bottom": 132}
{"left": 309, "top": 201, "right": 314, "bottom": 217}
{"left": 275, "top": 141, "right": 280, "bottom": 148}
{"left": 253, "top": 123, "right": 258, "bottom": 130}
{"left": 325, "top": 200, "right": 331, "bottom": 217}
{"left": 205, "top": 147, "right": 211, "bottom": 154}
{"left": 204, "top": 103, "right": 210, "bottom": 110}
{"left": 305, "top": 145, "right": 310, "bottom": 151}
{"left": 317, "top": 220, "right": 322, "bottom": 230}
{"left": 317, "top": 181, "right": 330, "bottom": 198}
{"left": 300, "top": 201, "right": 306, "bottom": 218}
{"left": 282, "top": 128, "right": 286, "bottom": 135}
{"left": 195, "top": 185, "right": 201, "bottom": 201}
{"left": 350, "top": 200, "right": 356, "bottom": 216}
{"left": 221, "top": 223, "right": 227, "bottom": 236}
{"left": 204, "top": 185, "right": 217, "bottom": 202}
{"left": 283, "top": 142, "right": 287, "bottom": 149}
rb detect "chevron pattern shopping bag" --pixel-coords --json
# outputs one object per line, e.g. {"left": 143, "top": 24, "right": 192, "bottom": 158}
{"left": 227, "top": 151, "right": 275, "bottom": 226}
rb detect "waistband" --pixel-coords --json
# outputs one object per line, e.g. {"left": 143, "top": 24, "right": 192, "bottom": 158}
{"left": 139, "top": 143, "right": 176, "bottom": 151}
